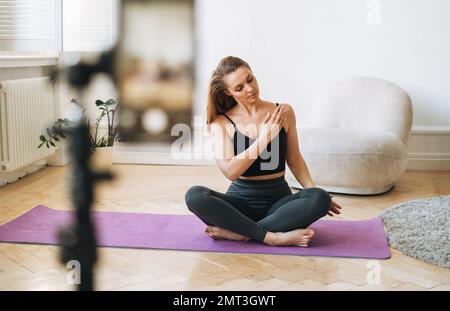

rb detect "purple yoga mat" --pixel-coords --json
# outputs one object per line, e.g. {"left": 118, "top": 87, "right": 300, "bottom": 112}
{"left": 0, "top": 205, "right": 390, "bottom": 259}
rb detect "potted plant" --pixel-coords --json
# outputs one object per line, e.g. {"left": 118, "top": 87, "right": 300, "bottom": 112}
{"left": 39, "top": 98, "right": 119, "bottom": 169}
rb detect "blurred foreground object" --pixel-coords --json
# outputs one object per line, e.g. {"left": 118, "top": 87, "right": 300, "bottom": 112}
{"left": 58, "top": 123, "right": 112, "bottom": 291}
{"left": 116, "top": 0, "right": 195, "bottom": 142}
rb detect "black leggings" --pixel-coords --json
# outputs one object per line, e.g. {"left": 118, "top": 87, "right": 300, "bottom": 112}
{"left": 184, "top": 176, "right": 332, "bottom": 243}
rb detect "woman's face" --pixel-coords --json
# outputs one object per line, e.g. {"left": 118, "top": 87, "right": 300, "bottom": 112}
{"left": 223, "top": 66, "right": 259, "bottom": 104}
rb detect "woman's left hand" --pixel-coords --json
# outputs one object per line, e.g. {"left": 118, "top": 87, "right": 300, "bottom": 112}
{"left": 328, "top": 197, "right": 342, "bottom": 216}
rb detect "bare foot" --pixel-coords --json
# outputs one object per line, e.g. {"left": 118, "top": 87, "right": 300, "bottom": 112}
{"left": 205, "top": 226, "right": 251, "bottom": 241}
{"left": 264, "top": 228, "right": 314, "bottom": 247}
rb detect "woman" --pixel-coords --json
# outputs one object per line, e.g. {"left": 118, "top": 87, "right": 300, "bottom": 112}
{"left": 185, "top": 56, "right": 342, "bottom": 247}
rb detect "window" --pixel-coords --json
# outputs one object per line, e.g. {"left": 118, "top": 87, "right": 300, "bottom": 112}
{"left": 0, "top": 0, "right": 58, "bottom": 51}
{"left": 63, "top": 0, "right": 117, "bottom": 52}
{"left": 0, "top": 0, "right": 117, "bottom": 52}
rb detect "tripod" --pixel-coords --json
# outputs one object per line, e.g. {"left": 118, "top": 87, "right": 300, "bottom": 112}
{"left": 55, "top": 52, "right": 114, "bottom": 291}
{"left": 57, "top": 123, "right": 113, "bottom": 291}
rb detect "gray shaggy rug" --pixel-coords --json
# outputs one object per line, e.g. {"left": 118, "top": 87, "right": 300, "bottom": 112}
{"left": 380, "top": 195, "right": 450, "bottom": 269}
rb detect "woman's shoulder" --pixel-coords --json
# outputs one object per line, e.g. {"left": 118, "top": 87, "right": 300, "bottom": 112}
{"left": 266, "top": 101, "right": 295, "bottom": 122}
{"left": 211, "top": 113, "right": 227, "bottom": 126}
{"left": 278, "top": 102, "right": 294, "bottom": 113}
{"left": 209, "top": 114, "right": 235, "bottom": 138}
{"left": 276, "top": 102, "right": 295, "bottom": 133}
{"left": 264, "top": 101, "right": 293, "bottom": 111}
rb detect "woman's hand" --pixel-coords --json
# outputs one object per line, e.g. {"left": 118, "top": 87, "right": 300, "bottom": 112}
{"left": 327, "top": 197, "right": 343, "bottom": 216}
{"left": 260, "top": 104, "right": 287, "bottom": 140}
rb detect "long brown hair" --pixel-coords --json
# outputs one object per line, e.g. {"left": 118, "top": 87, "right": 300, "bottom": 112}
{"left": 206, "top": 56, "right": 251, "bottom": 125}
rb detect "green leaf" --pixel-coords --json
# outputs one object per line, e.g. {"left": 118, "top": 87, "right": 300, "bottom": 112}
{"left": 50, "top": 141, "right": 55, "bottom": 147}
{"left": 60, "top": 132, "right": 66, "bottom": 139}
{"left": 40, "top": 135, "right": 46, "bottom": 142}
{"left": 97, "top": 136, "right": 108, "bottom": 147}
{"left": 46, "top": 142, "right": 49, "bottom": 148}
{"left": 54, "top": 136, "right": 59, "bottom": 142}
{"left": 38, "top": 142, "right": 43, "bottom": 148}
{"left": 95, "top": 99, "right": 104, "bottom": 107}
{"left": 105, "top": 98, "right": 117, "bottom": 106}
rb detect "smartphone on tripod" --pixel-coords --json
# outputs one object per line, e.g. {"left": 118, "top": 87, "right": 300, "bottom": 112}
{"left": 115, "top": 0, "right": 195, "bottom": 143}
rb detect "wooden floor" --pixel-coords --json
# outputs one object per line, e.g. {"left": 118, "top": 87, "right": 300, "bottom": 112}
{"left": 0, "top": 164, "right": 449, "bottom": 291}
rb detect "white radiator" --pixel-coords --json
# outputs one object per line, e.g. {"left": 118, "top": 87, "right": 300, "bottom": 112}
{"left": 0, "top": 77, "right": 55, "bottom": 172}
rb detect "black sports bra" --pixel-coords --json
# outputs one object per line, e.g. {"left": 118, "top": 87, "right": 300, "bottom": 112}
{"left": 222, "top": 103, "right": 287, "bottom": 177}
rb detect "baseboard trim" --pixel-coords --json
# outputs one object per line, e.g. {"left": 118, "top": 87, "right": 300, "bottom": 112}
{"left": 113, "top": 149, "right": 215, "bottom": 166}
{"left": 411, "top": 126, "right": 450, "bottom": 135}
{"left": 407, "top": 153, "right": 450, "bottom": 170}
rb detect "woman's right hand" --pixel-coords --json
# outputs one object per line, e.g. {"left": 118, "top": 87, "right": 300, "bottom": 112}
{"left": 260, "top": 104, "right": 287, "bottom": 141}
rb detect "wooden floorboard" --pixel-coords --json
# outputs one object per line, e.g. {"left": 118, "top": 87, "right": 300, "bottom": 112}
{"left": 0, "top": 164, "right": 449, "bottom": 290}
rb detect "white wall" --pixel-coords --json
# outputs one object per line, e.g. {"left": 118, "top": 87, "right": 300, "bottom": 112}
{"left": 77, "top": 0, "right": 450, "bottom": 170}
{"left": 195, "top": 0, "right": 450, "bottom": 128}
